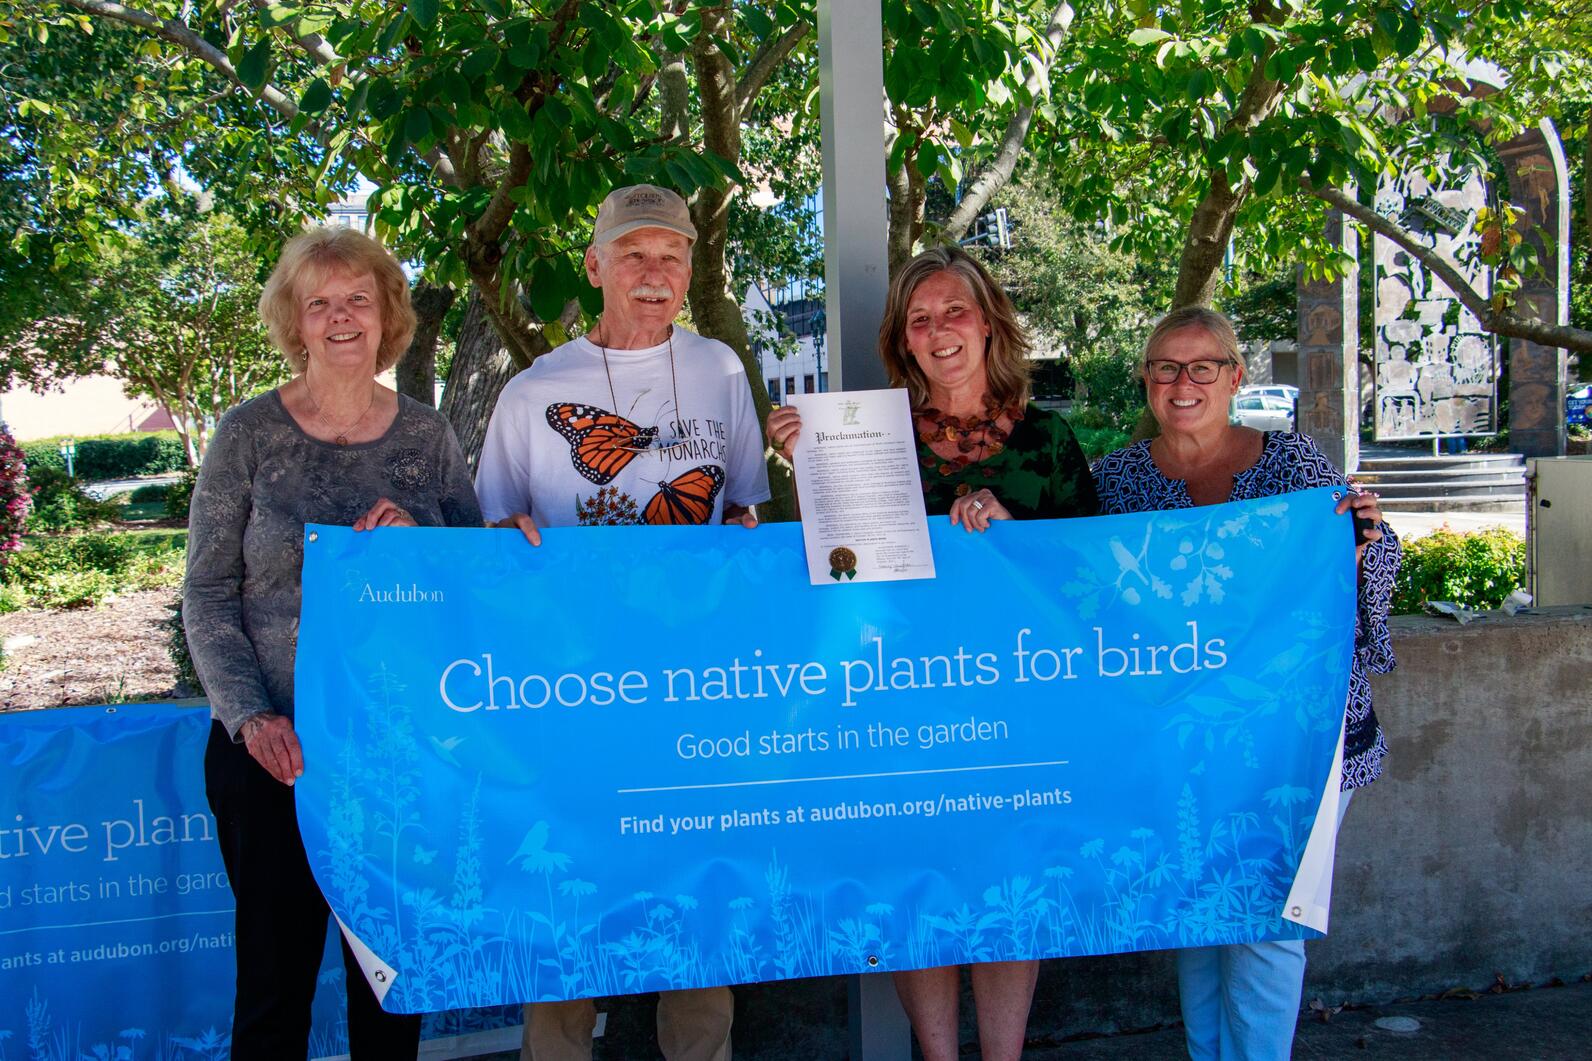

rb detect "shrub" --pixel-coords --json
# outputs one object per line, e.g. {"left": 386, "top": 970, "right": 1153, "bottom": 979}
{"left": 0, "top": 530, "right": 185, "bottom": 609}
{"left": 1071, "top": 424, "right": 1132, "bottom": 461}
{"left": 129, "top": 482, "right": 170, "bottom": 503}
{"left": 166, "top": 593, "right": 204, "bottom": 696}
{"left": 6, "top": 532, "right": 139, "bottom": 582}
{"left": 1392, "top": 528, "right": 1526, "bottom": 615}
{"left": 0, "top": 425, "right": 27, "bottom": 569}
{"left": 25, "top": 568, "right": 120, "bottom": 609}
{"left": 165, "top": 465, "right": 199, "bottom": 521}
{"left": 21, "top": 431, "right": 188, "bottom": 481}
{"left": 1070, "top": 345, "right": 1146, "bottom": 431}
{"left": 24, "top": 467, "right": 123, "bottom": 533}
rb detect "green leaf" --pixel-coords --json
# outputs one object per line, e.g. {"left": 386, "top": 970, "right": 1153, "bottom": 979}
{"left": 541, "top": 98, "right": 572, "bottom": 129}
{"left": 404, "top": 106, "right": 432, "bottom": 144}
{"left": 499, "top": 100, "right": 534, "bottom": 142}
{"left": 529, "top": 257, "right": 567, "bottom": 323}
{"left": 1393, "top": 15, "right": 1423, "bottom": 56}
{"left": 461, "top": 43, "right": 501, "bottom": 80}
{"left": 410, "top": 0, "right": 439, "bottom": 31}
{"left": 299, "top": 78, "right": 332, "bottom": 115}
{"left": 1352, "top": 35, "right": 1377, "bottom": 72}
{"left": 378, "top": 13, "right": 410, "bottom": 52}
{"left": 238, "top": 38, "right": 273, "bottom": 92}
{"left": 1127, "top": 28, "right": 1173, "bottom": 47}
{"left": 663, "top": 157, "right": 696, "bottom": 194}
{"left": 577, "top": 276, "right": 604, "bottom": 317}
{"left": 345, "top": 78, "right": 372, "bottom": 119}
{"left": 367, "top": 78, "right": 401, "bottom": 120}
{"left": 743, "top": 8, "right": 774, "bottom": 39}
{"left": 583, "top": 41, "right": 609, "bottom": 82}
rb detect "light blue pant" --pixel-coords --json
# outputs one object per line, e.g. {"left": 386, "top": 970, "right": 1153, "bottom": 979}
{"left": 1175, "top": 790, "right": 1354, "bottom": 1060}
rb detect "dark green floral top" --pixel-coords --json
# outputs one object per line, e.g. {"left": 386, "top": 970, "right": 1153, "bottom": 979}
{"left": 918, "top": 404, "right": 1099, "bottom": 519}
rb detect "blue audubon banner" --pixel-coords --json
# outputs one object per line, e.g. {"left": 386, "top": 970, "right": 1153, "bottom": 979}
{"left": 294, "top": 488, "right": 1358, "bottom": 1014}
{"left": 0, "top": 704, "right": 519, "bottom": 1059}
{"left": 0, "top": 704, "right": 238, "bottom": 1059}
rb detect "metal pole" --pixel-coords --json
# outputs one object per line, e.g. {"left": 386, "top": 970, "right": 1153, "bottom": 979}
{"left": 817, "top": 0, "right": 891, "bottom": 394}
{"left": 818, "top": 2, "right": 913, "bottom": 1057}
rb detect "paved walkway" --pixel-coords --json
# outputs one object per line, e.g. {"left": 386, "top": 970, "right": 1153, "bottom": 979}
{"left": 1386, "top": 505, "right": 1526, "bottom": 540}
{"left": 458, "top": 980, "right": 1592, "bottom": 1059}
{"left": 1024, "top": 979, "right": 1592, "bottom": 1060}
{"left": 82, "top": 472, "right": 182, "bottom": 500}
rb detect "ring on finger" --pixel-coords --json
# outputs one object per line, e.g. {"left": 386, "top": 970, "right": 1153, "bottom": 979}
{"left": 972, "top": 500, "right": 985, "bottom": 511}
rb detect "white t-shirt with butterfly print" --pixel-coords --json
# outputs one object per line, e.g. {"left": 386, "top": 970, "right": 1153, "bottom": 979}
{"left": 475, "top": 328, "right": 771, "bottom": 529}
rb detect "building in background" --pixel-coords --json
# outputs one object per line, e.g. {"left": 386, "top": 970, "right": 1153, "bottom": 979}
{"left": 740, "top": 188, "right": 826, "bottom": 401}
{"left": 744, "top": 276, "right": 826, "bottom": 403}
{"left": 0, "top": 378, "right": 174, "bottom": 442}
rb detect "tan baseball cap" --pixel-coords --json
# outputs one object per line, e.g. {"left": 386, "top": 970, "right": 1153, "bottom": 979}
{"left": 592, "top": 184, "right": 697, "bottom": 245}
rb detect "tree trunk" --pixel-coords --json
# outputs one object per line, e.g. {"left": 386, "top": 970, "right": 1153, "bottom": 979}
{"left": 1173, "top": 168, "right": 1246, "bottom": 310}
{"left": 886, "top": 124, "right": 927, "bottom": 277}
{"left": 397, "top": 282, "right": 455, "bottom": 407}
{"left": 1128, "top": 170, "right": 1250, "bottom": 443}
{"left": 439, "top": 290, "right": 521, "bottom": 471}
{"left": 688, "top": 8, "right": 796, "bottom": 521}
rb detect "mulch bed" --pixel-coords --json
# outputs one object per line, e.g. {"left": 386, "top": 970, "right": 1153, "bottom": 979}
{"left": 1, "top": 588, "right": 191, "bottom": 712}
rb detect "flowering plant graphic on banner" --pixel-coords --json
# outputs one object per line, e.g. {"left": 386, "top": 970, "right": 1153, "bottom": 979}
{"left": 293, "top": 489, "right": 1356, "bottom": 1013}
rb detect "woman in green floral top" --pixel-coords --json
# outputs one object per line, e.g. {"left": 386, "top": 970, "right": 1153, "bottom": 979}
{"left": 767, "top": 244, "right": 1095, "bottom": 1061}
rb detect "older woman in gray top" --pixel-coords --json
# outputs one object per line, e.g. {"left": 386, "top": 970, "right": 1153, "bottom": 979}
{"left": 184, "top": 226, "right": 481, "bottom": 1059}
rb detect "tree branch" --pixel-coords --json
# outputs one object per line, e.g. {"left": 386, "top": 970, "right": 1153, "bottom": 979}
{"left": 61, "top": 0, "right": 303, "bottom": 118}
{"left": 247, "top": 0, "right": 338, "bottom": 66}
{"left": 658, "top": 52, "right": 689, "bottom": 140}
{"left": 459, "top": 259, "right": 546, "bottom": 370}
{"left": 465, "top": 141, "right": 532, "bottom": 248}
{"left": 736, "top": 21, "right": 810, "bottom": 119}
{"left": 58, "top": 0, "right": 459, "bottom": 185}
{"left": 942, "top": 1, "right": 1074, "bottom": 241}
{"left": 1306, "top": 180, "right": 1592, "bottom": 353}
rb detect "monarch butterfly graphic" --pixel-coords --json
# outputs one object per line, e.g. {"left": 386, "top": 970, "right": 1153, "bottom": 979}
{"left": 644, "top": 465, "right": 725, "bottom": 525}
{"left": 545, "top": 402, "right": 660, "bottom": 484}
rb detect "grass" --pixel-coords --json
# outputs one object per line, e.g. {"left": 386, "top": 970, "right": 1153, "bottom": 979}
{"left": 119, "top": 501, "right": 168, "bottom": 521}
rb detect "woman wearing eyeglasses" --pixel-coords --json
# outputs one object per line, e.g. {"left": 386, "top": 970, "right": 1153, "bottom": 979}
{"left": 1092, "top": 306, "right": 1400, "bottom": 1061}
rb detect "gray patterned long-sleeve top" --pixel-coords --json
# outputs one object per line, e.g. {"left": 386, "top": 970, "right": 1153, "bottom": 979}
{"left": 1092, "top": 432, "right": 1400, "bottom": 790}
{"left": 184, "top": 390, "right": 483, "bottom": 739}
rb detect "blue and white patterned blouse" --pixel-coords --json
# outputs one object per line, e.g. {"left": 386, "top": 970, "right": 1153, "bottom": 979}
{"left": 1092, "top": 432, "right": 1398, "bottom": 789}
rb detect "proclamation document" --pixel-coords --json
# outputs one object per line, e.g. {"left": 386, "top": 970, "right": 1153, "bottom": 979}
{"left": 787, "top": 388, "right": 935, "bottom": 584}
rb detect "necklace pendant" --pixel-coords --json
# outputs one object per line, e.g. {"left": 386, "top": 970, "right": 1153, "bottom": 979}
{"left": 334, "top": 434, "right": 349, "bottom": 446}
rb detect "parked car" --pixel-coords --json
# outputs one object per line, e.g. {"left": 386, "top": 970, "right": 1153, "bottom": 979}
{"left": 1239, "top": 384, "right": 1299, "bottom": 404}
{"left": 1231, "top": 393, "right": 1295, "bottom": 431}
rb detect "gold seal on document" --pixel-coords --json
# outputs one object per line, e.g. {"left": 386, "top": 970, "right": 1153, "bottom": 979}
{"left": 828, "top": 547, "right": 858, "bottom": 582}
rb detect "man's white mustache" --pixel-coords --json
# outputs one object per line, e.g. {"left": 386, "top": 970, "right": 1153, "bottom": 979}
{"left": 630, "top": 284, "right": 675, "bottom": 300}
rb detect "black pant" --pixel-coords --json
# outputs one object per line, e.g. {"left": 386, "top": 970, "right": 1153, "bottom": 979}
{"left": 205, "top": 722, "right": 421, "bottom": 1060}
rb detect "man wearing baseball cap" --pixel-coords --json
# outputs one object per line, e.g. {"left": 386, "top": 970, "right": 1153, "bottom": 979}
{"left": 476, "top": 184, "right": 768, "bottom": 1060}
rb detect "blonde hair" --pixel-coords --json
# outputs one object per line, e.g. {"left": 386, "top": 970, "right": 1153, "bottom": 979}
{"left": 258, "top": 226, "right": 416, "bottom": 374}
{"left": 1142, "top": 306, "right": 1241, "bottom": 369}
{"left": 878, "top": 245, "right": 1031, "bottom": 410}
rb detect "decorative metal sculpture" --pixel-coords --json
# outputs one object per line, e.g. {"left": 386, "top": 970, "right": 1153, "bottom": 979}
{"left": 1372, "top": 166, "right": 1498, "bottom": 441}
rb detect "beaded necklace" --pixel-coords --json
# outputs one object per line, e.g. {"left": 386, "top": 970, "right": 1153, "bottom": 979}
{"left": 916, "top": 402, "right": 1024, "bottom": 484}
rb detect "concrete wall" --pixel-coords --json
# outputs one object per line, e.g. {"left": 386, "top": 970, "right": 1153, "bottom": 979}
{"left": 603, "top": 609, "right": 1592, "bottom": 1058}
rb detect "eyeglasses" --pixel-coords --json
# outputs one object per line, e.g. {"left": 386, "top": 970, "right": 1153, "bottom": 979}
{"left": 1144, "top": 358, "right": 1236, "bottom": 385}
